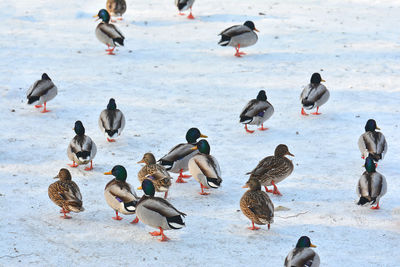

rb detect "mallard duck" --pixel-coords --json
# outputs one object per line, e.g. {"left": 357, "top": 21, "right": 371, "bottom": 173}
{"left": 239, "top": 90, "right": 274, "bottom": 133}
{"left": 104, "top": 165, "right": 139, "bottom": 223}
{"left": 358, "top": 119, "right": 387, "bottom": 162}
{"left": 357, "top": 155, "right": 387, "bottom": 209}
{"left": 188, "top": 139, "right": 222, "bottom": 195}
{"left": 106, "top": 0, "right": 126, "bottom": 21}
{"left": 136, "top": 179, "right": 186, "bottom": 241}
{"left": 159, "top": 128, "right": 207, "bottom": 183}
{"left": 284, "top": 236, "right": 320, "bottom": 267}
{"left": 300, "top": 73, "right": 330, "bottom": 116}
{"left": 218, "top": 21, "right": 259, "bottom": 57}
{"left": 246, "top": 144, "right": 294, "bottom": 196}
{"left": 67, "top": 121, "right": 97, "bottom": 171}
{"left": 48, "top": 168, "right": 84, "bottom": 219}
{"left": 137, "top": 153, "right": 172, "bottom": 199}
{"left": 175, "top": 0, "right": 195, "bottom": 19}
{"left": 94, "top": 9, "right": 125, "bottom": 55}
{"left": 26, "top": 73, "right": 57, "bottom": 113}
{"left": 240, "top": 178, "right": 274, "bottom": 230}
{"left": 98, "top": 98, "right": 126, "bottom": 142}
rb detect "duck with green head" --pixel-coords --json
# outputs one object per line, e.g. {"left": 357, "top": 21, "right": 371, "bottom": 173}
{"left": 136, "top": 179, "right": 186, "bottom": 242}
{"left": 158, "top": 127, "right": 207, "bottom": 183}
{"left": 67, "top": 120, "right": 97, "bottom": 171}
{"left": 300, "top": 72, "right": 329, "bottom": 116}
{"left": 104, "top": 165, "right": 139, "bottom": 223}
{"left": 94, "top": 9, "right": 125, "bottom": 55}
{"left": 188, "top": 139, "right": 222, "bottom": 195}
{"left": 358, "top": 119, "right": 387, "bottom": 162}
{"left": 99, "top": 98, "right": 126, "bottom": 142}
{"left": 284, "top": 236, "right": 320, "bottom": 267}
{"left": 356, "top": 155, "right": 387, "bottom": 210}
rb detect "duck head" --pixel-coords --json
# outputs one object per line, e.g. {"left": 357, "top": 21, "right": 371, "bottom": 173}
{"left": 107, "top": 98, "right": 117, "bottom": 110}
{"left": 364, "top": 155, "right": 376, "bottom": 173}
{"left": 364, "top": 119, "right": 380, "bottom": 132}
{"left": 242, "top": 178, "right": 261, "bottom": 191}
{"left": 274, "top": 144, "right": 294, "bottom": 157}
{"left": 54, "top": 168, "right": 72, "bottom": 181}
{"left": 244, "top": 21, "right": 259, "bottom": 32}
{"left": 95, "top": 9, "right": 110, "bottom": 23}
{"left": 142, "top": 179, "right": 156, "bottom": 197}
{"left": 191, "top": 139, "right": 210, "bottom": 155}
{"left": 74, "top": 121, "right": 85, "bottom": 136}
{"left": 296, "top": 236, "right": 317, "bottom": 248}
{"left": 137, "top": 153, "right": 156, "bottom": 165}
{"left": 256, "top": 90, "right": 267, "bottom": 101}
{"left": 104, "top": 165, "right": 127, "bottom": 182}
{"left": 41, "top": 73, "right": 51, "bottom": 80}
{"left": 186, "top": 128, "right": 207, "bottom": 144}
{"left": 310, "top": 73, "right": 325, "bottom": 85}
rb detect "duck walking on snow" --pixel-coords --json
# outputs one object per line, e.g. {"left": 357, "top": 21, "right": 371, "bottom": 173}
{"left": 26, "top": 73, "right": 57, "bottom": 113}
{"left": 218, "top": 21, "right": 259, "bottom": 57}
{"left": 240, "top": 90, "right": 274, "bottom": 133}
{"left": 246, "top": 144, "right": 294, "bottom": 196}
{"left": 67, "top": 121, "right": 97, "bottom": 171}
{"left": 357, "top": 155, "right": 387, "bottom": 210}
{"left": 48, "top": 169, "right": 84, "bottom": 219}
{"left": 136, "top": 179, "right": 186, "bottom": 242}
{"left": 94, "top": 9, "right": 124, "bottom": 55}
{"left": 175, "top": 0, "right": 195, "bottom": 19}
{"left": 106, "top": 0, "right": 126, "bottom": 21}
{"left": 99, "top": 98, "right": 125, "bottom": 142}
{"left": 240, "top": 179, "right": 274, "bottom": 230}
{"left": 284, "top": 236, "right": 320, "bottom": 267}
{"left": 104, "top": 165, "right": 139, "bottom": 223}
{"left": 188, "top": 139, "right": 222, "bottom": 195}
{"left": 300, "top": 73, "right": 330, "bottom": 116}
{"left": 358, "top": 119, "right": 387, "bottom": 163}
{"left": 159, "top": 128, "right": 207, "bottom": 183}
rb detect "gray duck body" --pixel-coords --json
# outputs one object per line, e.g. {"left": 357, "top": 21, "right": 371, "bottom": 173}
{"left": 356, "top": 171, "right": 387, "bottom": 206}
{"left": 358, "top": 131, "right": 387, "bottom": 161}
{"left": 67, "top": 134, "right": 97, "bottom": 165}
{"left": 98, "top": 108, "right": 125, "bottom": 139}
{"left": 284, "top": 247, "right": 320, "bottom": 267}
{"left": 240, "top": 99, "right": 274, "bottom": 126}
{"left": 218, "top": 24, "right": 258, "bottom": 48}
{"left": 95, "top": 22, "right": 125, "bottom": 48}
{"left": 26, "top": 74, "right": 57, "bottom": 106}
{"left": 300, "top": 83, "right": 330, "bottom": 110}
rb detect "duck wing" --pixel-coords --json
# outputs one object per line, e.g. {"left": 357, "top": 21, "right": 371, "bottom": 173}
{"left": 159, "top": 143, "right": 196, "bottom": 164}
{"left": 219, "top": 25, "right": 250, "bottom": 37}
{"left": 106, "top": 180, "right": 137, "bottom": 202}
{"left": 240, "top": 99, "right": 271, "bottom": 123}
{"left": 142, "top": 197, "right": 186, "bottom": 218}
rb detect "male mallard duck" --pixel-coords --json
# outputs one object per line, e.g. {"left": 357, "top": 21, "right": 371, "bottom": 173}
{"left": 175, "top": 0, "right": 195, "bottom": 19}
{"left": 218, "top": 21, "right": 259, "bottom": 57}
{"left": 246, "top": 144, "right": 294, "bottom": 196}
{"left": 240, "top": 178, "right": 274, "bottom": 230}
{"left": 106, "top": 0, "right": 126, "bottom": 21}
{"left": 239, "top": 90, "right": 274, "bottom": 133}
{"left": 137, "top": 153, "right": 172, "bottom": 199}
{"left": 357, "top": 155, "right": 387, "bottom": 210}
{"left": 136, "top": 179, "right": 186, "bottom": 241}
{"left": 48, "top": 168, "right": 84, "bottom": 219}
{"left": 26, "top": 73, "right": 57, "bottom": 113}
{"left": 284, "top": 236, "right": 320, "bottom": 267}
{"left": 300, "top": 73, "right": 330, "bottom": 116}
{"left": 159, "top": 128, "right": 207, "bottom": 183}
{"left": 67, "top": 121, "right": 97, "bottom": 171}
{"left": 94, "top": 9, "right": 125, "bottom": 55}
{"left": 98, "top": 98, "right": 126, "bottom": 142}
{"left": 188, "top": 139, "right": 222, "bottom": 195}
{"left": 104, "top": 165, "right": 139, "bottom": 223}
{"left": 358, "top": 119, "right": 387, "bottom": 162}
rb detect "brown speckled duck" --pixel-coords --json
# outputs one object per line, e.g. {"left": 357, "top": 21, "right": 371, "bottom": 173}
{"left": 240, "top": 179, "right": 274, "bottom": 230}
{"left": 106, "top": 0, "right": 126, "bottom": 21}
{"left": 137, "top": 153, "right": 172, "bottom": 199}
{"left": 48, "top": 169, "right": 84, "bottom": 219}
{"left": 246, "top": 144, "right": 294, "bottom": 196}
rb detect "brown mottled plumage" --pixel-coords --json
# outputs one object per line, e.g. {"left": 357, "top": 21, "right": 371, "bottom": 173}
{"left": 48, "top": 169, "right": 84, "bottom": 219}
{"left": 240, "top": 179, "right": 274, "bottom": 230}
{"left": 106, "top": 0, "right": 127, "bottom": 17}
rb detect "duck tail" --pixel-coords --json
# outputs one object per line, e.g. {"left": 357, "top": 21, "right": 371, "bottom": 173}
{"left": 301, "top": 99, "right": 315, "bottom": 109}
{"left": 123, "top": 200, "right": 137, "bottom": 213}
{"left": 357, "top": 196, "right": 370, "bottom": 206}
{"left": 27, "top": 96, "right": 40, "bottom": 104}
{"left": 206, "top": 177, "right": 222, "bottom": 188}
{"left": 113, "top": 37, "right": 124, "bottom": 46}
{"left": 158, "top": 160, "right": 173, "bottom": 170}
{"left": 240, "top": 115, "right": 253, "bottom": 124}
{"left": 177, "top": 2, "right": 187, "bottom": 10}
{"left": 218, "top": 35, "right": 230, "bottom": 46}
{"left": 105, "top": 129, "right": 118, "bottom": 138}
{"left": 167, "top": 215, "right": 185, "bottom": 229}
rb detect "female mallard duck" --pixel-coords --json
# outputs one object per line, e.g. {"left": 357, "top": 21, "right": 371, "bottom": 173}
{"left": 284, "top": 236, "right": 320, "bottom": 267}
{"left": 358, "top": 119, "right": 387, "bottom": 162}
{"left": 94, "top": 9, "right": 124, "bottom": 55}
{"left": 48, "top": 168, "right": 84, "bottom": 219}
{"left": 218, "top": 21, "right": 259, "bottom": 57}
{"left": 106, "top": 0, "right": 126, "bottom": 21}
{"left": 67, "top": 121, "right": 97, "bottom": 171}
{"left": 104, "top": 165, "right": 139, "bottom": 223}
{"left": 357, "top": 155, "right": 387, "bottom": 209}
{"left": 137, "top": 153, "right": 172, "bottom": 199}
{"left": 240, "top": 178, "right": 274, "bottom": 230}
{"left": 188, "top": 139, "right": 222, "bottom": 195}
{"left": 136, "top": 179, "right": 186, "bottom": 242}
{"left": 300, "top": 73, "right": 330, "bottom": 116}
{"left": 239, "top": 90, "right": 274, "bottom": 133}
{"left": 158, "top": 128, "right": 207, "bottom": 183}
{"left": 98, "top": 98, "right": 126, "bottom": 142}
{"left": 246, "top": 144, "right": 294, "bottom": 196}
{"left": 26, "top": 73, "right": 57, "bottom": 113}
{"left": 175, "top": 0, "right": 195, "bottom": 19}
